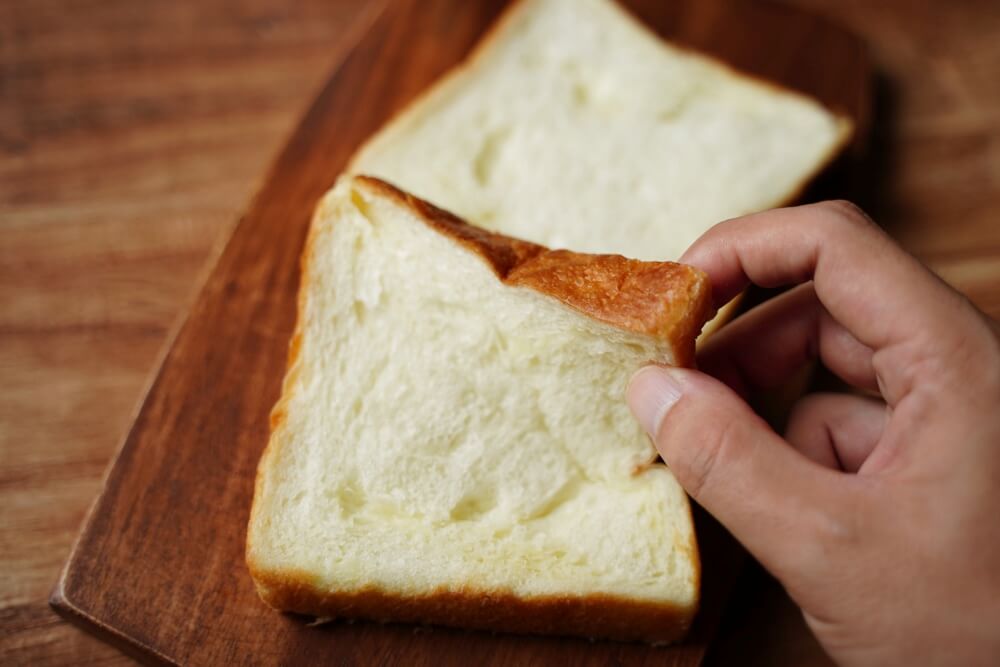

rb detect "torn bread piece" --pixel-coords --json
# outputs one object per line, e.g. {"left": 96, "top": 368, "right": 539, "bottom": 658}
{"left": 247, "top": 176, "right": 713, "bottom": 643}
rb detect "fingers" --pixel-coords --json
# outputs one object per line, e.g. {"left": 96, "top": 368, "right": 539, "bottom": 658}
{"left": 680, "top": 201, "right": 968, "bottom": 359}
{"left": 698, "top": 283, "right": 878, "bottom": 396}
{"left": 628, "top": 365, "right": 853, "bottom": 579}
{"left": 785, "top": 393, "right": 888, "bottom": 472}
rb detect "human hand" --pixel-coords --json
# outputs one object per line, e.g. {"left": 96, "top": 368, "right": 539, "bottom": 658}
{"left": 627, "top": 202, "right": 1000, "bottom": 666}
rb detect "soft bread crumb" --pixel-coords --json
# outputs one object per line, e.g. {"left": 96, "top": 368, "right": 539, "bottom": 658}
{"left": 249, "top": 0, "right": 851, "bottom": 643}
{"left": 350, "top": 0, "right": 851, "bottom": 263}
{"left": 246, "top": 177, "right": 708, "bottom": 642}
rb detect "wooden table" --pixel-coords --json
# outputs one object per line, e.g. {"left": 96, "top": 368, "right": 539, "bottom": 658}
{"left": 2, "top": 1, "right": 997, "bottom": 664}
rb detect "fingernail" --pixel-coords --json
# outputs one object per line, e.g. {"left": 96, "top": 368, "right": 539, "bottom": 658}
{"left": 627, "top": 366, "right": 683, "bottom": 438}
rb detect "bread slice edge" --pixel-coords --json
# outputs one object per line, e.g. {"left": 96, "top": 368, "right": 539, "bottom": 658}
{"left": 247, "top": 562, "right": 697, "bottom": 643}
{"left": 346, "top": 0, "right": 854, "bottom": 342}
{"left": 354, "top": 176, "right": 713, "bottom": 366}
{"left": 246, "top": 175, "right": 712, "bottom": 643}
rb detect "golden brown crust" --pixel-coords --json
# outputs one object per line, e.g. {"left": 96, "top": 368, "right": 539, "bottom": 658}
{"left": 507, "top": 251, "right": 712, "bottom": 367}
{"left": 248, "top": 565, "right": 694, "bottom": 644}
{"left": 248, "top": 176, "right": 707, "bottom": 642}
{"left": 346, "top": 0, "right": 855, "bottom": 356}
{"left": 355, "top": 176, "right": 713, "bottom": 366}
{"left": 251, "top": 0, "right": 861, "bottom": 642}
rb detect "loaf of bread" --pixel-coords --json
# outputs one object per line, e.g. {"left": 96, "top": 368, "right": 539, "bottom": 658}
{"left": 350, "top": 0, "right": 852, "bottom": 263}
{"left": 246, "top": 176, "right": 713, "bottom": 642}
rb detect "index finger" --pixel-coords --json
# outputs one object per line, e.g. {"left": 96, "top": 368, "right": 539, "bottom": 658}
{"left": 681, "top": 201, "right": 968, "bottom": 356}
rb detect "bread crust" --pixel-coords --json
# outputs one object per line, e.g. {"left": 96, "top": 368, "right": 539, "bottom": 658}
{"left": 251, "top": 0, "right": 860, "bottom": 643}
{"left": 346, "top": 0, "right": 853, "bottom": 347}
{"left": 248, "top": 175, "right": 707, "bottom": 643}
{"left": 355, "top": 176, "right": 713, "bottom": 366}
{"left": 248, "top": 566, "right": 695, "bottom": 643}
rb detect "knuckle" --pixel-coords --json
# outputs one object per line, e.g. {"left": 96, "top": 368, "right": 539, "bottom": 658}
{"left": 815, "top": 199, "right": 874, "bottom": 236}
{"left": 698, "top": 216, "right": 738, "bottom": 246}
{"left": 820, "top": 199, "right": 871, "bottom": 225}
{"left": 814, "top": 507, "right": 859, "bottom": 547}
{"left": 670, "top": 412, "right": 740, "bottom": 500}
{"left": 810, "top": 484, "right": 872, "bottom": 553}
{"left": 780, "top": 493, "right": 870, "bottom": 594}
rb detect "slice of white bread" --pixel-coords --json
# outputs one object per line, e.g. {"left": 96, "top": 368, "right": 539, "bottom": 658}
{"left": 246, "top": 176, "right": 713, "bottom": 643}
{"left": 350, "top": 0, "right": 852, "bottom": 263}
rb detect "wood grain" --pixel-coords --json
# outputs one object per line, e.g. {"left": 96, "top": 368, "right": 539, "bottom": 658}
{"left": 38, "top": 0, "right": 866, "bottom": 664}
{"left": 0, "top": 1, "right": 377, "bottom": 663}
{"left": 2, "top": 0, "right": 998, "bottom": 665}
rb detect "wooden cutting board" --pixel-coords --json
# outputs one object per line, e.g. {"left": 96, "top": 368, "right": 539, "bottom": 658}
{"left": 50, "top": 0, "right": 869, "bottom": 664}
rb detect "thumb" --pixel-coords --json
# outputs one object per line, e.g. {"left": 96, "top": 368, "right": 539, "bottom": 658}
{"left": 627, "top": 365, "right": 850, "bottom": 580}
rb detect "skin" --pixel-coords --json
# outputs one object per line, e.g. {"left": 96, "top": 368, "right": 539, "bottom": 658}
{"left": 627, "top": 201, "right": 1000, "bottom": 666}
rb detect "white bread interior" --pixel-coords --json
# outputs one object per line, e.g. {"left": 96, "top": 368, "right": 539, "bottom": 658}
{"left": 248, "top": 0, "right": 854, "bottom": 641}
{"left": 349, "top": 0, "right": 852, "bottom": 263}
{"left": 246, "top": 177, "right": 711, "bottom": 642}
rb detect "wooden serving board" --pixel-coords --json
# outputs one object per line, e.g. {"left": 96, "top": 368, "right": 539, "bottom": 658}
{"left": 51, "top": 0, "right": 869, "bottom": 664}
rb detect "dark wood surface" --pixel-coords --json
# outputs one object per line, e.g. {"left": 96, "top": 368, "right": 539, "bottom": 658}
{"left": 3, "top": 0, "right": 999, "bottom": 665}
